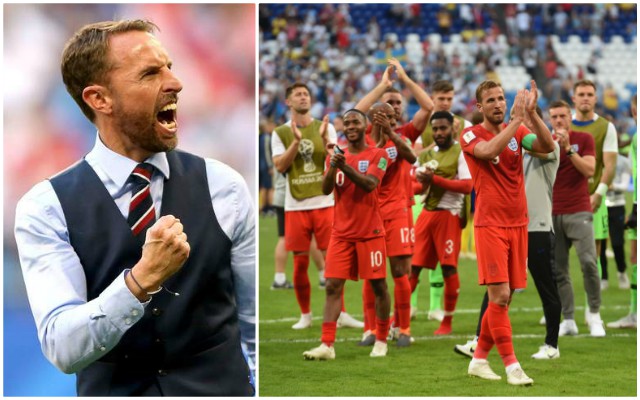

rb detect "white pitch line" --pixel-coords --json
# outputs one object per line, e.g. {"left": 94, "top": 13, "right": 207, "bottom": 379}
{"left": 261, "top": 332, "right": 633, "bottom": 344}
{"left": 260, "top": 304, "right": 629, "bottom": 324}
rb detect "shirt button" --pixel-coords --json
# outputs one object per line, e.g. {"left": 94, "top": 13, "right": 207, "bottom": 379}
{"left": 124, "top": 318, "right": 132, "bottom": 325}
{"left": 131, "top": 310, "right": 139, "bottom": 317}
{"left": 151, "top": 308, "right": 163, "bottom": 316}
{"left": 158, "top": 369, "right": 167, "bottom": 376}
{"left": 99, "top": 346, "right": 106, "bottom": 352}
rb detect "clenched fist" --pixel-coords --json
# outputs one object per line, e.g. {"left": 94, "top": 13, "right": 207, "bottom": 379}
{"left": 127, "top": 215, "right": 190, "bottom": 300}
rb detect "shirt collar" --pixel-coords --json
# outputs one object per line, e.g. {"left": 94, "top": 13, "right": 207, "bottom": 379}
{"left": 86, "top": 132, "right": 170, "bottom": 189}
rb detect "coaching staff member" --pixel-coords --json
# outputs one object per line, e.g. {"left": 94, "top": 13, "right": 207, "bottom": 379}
{"left": 14, "top": 20, "right": 254, "bottom": 396}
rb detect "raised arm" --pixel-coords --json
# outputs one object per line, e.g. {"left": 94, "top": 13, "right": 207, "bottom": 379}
{"left": 319, "top": 114, "right": 331, "bottom": 151}
{"left": 355, "top": 66, "right": 394, "bottom": 113}
{"left": 388, "top": 57, "right": 434, "bottom": 132}
{"left": 523, "top": 81, "right": 555, "bottom": 153}
{"left": 556, "top": 129, "right": 595, "bottom": 177}
{"left": 322, "top": 155, "right": 339, "bottom": 195}
{"left": 473, "top": 90, "right": 525, "bottom": 160}
{"left": 273, "top": 121, "right": 302, "bottom": 173}
{"left": 372, "top": 110, "right": 417, "bottom": 164}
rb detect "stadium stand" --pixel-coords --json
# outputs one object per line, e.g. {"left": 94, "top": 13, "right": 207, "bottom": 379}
{"left": 259, "top": 4, "right": 636, "bottom": 138}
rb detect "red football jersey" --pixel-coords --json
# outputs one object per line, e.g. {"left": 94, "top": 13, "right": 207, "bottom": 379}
{"left": 365, "top": 125, "right": 412, "bottom": 220}
{"left": 396, "top": 122, "right": 421, "bottom": 207}
{"left": 460, "top": 123, "right": 529, "bottom": 227}
{"left": 325, "top": 146, "right": 388, "bottom": 240}
{"left": 552, "top": 130, "right": 595, "bottom": 215}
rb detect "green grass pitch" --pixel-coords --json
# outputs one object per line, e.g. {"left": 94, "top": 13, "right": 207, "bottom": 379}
{"left": 257, "top": 215, "right": 637, "bottom": 397}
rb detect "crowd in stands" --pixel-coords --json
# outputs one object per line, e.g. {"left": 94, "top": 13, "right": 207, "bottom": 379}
{"left": 259, "top": 4, "right": 636, "bottom": 139}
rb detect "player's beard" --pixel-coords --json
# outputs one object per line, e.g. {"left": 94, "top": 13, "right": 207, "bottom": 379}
{"left": 435, "top": 134, "right": 452, "bottom": 149}
{"left": 113, "top": 101, "right": 177, "bottom": 154}
{"left": 293, "top": 105, "right": 310, "bottom": 115}
{"left": 485, "top": 111, "right": 504, "bottom": 126}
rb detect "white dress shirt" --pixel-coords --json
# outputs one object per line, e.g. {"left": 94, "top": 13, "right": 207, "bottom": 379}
{"left": 14, "top": 134, "right": 255, "bottom": 374}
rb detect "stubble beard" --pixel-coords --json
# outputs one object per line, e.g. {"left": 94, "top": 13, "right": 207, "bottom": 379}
{"left": 113, "top": 102, "right": 177, "bottom": 154}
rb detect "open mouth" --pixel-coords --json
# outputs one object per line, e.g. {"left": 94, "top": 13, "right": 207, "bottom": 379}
{"left": 157, "top": 103, "right": 177, "bottom": 131}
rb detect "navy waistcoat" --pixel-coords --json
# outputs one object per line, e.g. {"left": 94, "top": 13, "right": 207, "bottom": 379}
{"left": 49, "top": 150, "right": 253, "bottom": 396}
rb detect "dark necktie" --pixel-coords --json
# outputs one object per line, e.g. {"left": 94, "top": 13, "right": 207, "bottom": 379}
{"left": 128, "top": 163, "right": 156, "bottom": 236}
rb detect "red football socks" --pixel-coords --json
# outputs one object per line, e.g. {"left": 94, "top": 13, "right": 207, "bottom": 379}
{"left": 436, "top": 273, "right": 460, "bottom": 334}
{"left": 321, "top": 321, "right": 337, "bottom": 346}
{"left": 393, "top": 275, "right": 412, "bottom": 330}
{"left": 487, "top": 302, "right": 517, "bottom": 367}
{"left": 474, "top": 306, "right": 493, "bottom": 359}
{"left": 293, "top": 254, "right": 311, "bottom": 313}
{"left": 362, "top": 280, "right": 377, "bottom": 332}
{"left": 375, "top": 318, "right": 390, "bottom": 343}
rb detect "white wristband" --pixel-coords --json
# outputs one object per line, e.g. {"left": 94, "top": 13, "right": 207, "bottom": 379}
{"left": 595, "top": 182, "right": 608, "bottom": 197}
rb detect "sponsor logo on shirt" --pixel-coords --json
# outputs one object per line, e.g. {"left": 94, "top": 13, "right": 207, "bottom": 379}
{"left": 386, "top": 146, "right": 398, "bottom": 160}
{"left": 462, "top": 131, "right": 476, "bottom": 144}
{"left": 571, "top": 144, "right": 579, "bottom": 152}
{"left": 358, "top": 160, "right": 370, "bottom": 173}
{"left": 508, "top": 137, "right": 518, "bottom": 152}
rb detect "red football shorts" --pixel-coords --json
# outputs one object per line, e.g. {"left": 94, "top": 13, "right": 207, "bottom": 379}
{"left": 412, "top": 209, "right": 462, "bottom": 269}
{"left": 284, "top": 207, "right": 333, "bottom": 252}
{"left": 325, "top": 236, "right": 387, "bottom": 281}
{"left": 475, "top": 225, "right": 528, "bottom": 289}
{"left": 383, "top": 213, "right": 413, "bottom": 257}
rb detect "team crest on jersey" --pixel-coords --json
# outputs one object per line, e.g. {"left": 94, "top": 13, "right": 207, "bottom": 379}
{"left": 386, "top": 146, "right": 398, "bottom": 160}
{"left": 358, "top": 160, "right": 369, "bottom": 172}
{"left": 508, "top": 137, "right": 518, "bottom": 152}
{"left": 462, "top": 130, "right": 476, "bottom": 143}
{"left": 571, "top": 144, "right": 579, "bottom": 152}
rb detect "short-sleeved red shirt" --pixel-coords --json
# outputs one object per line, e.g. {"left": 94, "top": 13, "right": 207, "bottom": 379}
{"left": 460, "top": 123, "right": 529, "bottom": 227}
{"left": 325, "top": 146, "right": 388, "bottom": 240}
{"left": 365, "top": 125, "right": 412, "bottom": 220}
{"left": 397, "top": 121, "right": 423, "bottom": 207}
{"left": 552, "top": 130, "right": 596, "bottom": 215}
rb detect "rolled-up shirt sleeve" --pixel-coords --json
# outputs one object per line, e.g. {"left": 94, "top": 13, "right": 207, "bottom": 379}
{"left": 14, "top": 181, "right": 145, "bottom": 374}
{"left": 205, "top": 159, "right": 256, "bottom": 371}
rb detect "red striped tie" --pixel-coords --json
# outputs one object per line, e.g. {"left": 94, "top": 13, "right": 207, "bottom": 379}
{"left": 128, "top": 163, "right": 156, "bottom": 236}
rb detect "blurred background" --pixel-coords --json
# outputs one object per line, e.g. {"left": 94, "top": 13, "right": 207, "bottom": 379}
{"left": 3, "top": 4, "right": 255, "bottom": 396}
{"left": 259, "top": 3, "right": 636, "bottom": 137}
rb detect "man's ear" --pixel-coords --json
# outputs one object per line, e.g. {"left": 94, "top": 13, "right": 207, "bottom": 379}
{"left": 82, "top": 85, "right": 112, "bottom": 117}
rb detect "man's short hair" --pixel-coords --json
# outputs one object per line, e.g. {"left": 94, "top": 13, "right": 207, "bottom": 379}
{"left": 383, "top": 87, "right": 401, "bottom": 95}
{"left": 475, "top": 80, "right": 502, "bottom": 103}
{"left": 430, "top": 110, "right": 454, "bottom": 124}
{"left": 432, "top": 80, "right": 454, "bottom": 93}
{"left": 548, "top": 100, "right": 572, "bottom": 112}
{"left": 573, "top": 79, "right": 597, "bottom": 93}
{"left": 343, "top": 108, "right": 367, "bottom": 122}
{"left": 367, "top": 102, "right": 394, "bottom": 121}
{"left": 61, "top": 19, "right": 158, "bottom": 122}
{"left": 285, "top": 82, "right": 311, "bottom": 99}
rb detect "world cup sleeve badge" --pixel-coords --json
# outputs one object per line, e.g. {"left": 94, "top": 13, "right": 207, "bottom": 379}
{"left": 462, "top": 130, "right": 476, "bottom": 144}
